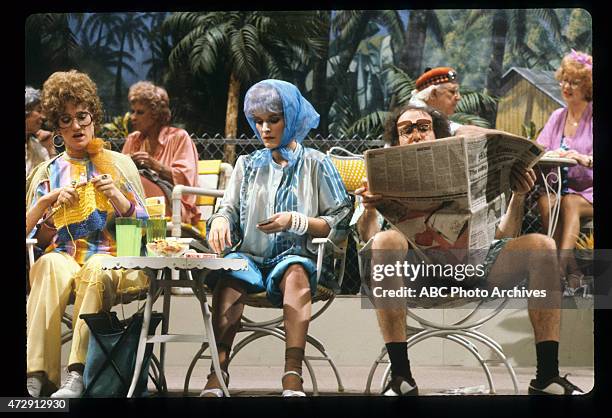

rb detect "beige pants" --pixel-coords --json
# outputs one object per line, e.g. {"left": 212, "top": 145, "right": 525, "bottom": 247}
{"left": 27, "top": 252, "right": 149, "bottom": 388}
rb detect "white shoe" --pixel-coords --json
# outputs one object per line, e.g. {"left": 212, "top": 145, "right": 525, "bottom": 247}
{"left": 199, "top": 370, "right": 229, "bottom": 397}
{"left": 27, "top": 375, "right": 44, "bottom": 398}
{"left": 281, "top": 371, "right": 306, "bottom": 397}
{"left": 281, "top": 389, "right": 306, "bottom": 397}
{"left": 51, "top": 371, "right": 84, "bottom": 398}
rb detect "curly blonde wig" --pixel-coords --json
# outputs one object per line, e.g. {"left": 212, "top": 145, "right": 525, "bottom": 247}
{"left": 128, "top": 81, "right": 171, "bottom": 125}
{"left": 41, "top": 70, "right": 104, "bottom": 130}
{"left": 556, "top": 51, "right": 593, "bottom": 102}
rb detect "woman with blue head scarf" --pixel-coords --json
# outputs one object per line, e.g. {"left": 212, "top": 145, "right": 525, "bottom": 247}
{"left": 203, "top": 80, "right": 353, "bottom": 397}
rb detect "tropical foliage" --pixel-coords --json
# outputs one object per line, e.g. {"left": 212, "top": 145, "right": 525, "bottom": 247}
{"left": 25, "top": 9, "right": 591, "bottom": 147}
{"left": 101, "top": 112, "right": 130, "bottom": 139}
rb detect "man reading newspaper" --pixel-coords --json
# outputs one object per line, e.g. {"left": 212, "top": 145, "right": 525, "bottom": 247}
{"left": 355, "top": 104, "right": 584, "bottom": 396}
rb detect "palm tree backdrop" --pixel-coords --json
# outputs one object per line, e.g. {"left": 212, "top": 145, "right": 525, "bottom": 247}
{"left": 164, "top": 11, "right": 325, "bottom": 164}
{"left": 25, "top": 9, "right": 591, "bottom": 151}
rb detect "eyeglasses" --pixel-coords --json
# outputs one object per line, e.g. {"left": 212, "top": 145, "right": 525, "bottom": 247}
{"left": 398, "top": 119, "right": 433, "bottom": 137}
{"left": 58, "top": 111, "right": 93, "bottom": 129}
{"left": 559, "top": 79, "right": 582, "bottom": 90}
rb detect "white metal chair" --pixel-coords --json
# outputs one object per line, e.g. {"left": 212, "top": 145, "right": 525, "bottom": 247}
{"left": 322, "top": 146, "right": 520, "bottom": 395}
{"left": 359, "top": 236, "right": 519, "bottom": 395}
{"left": 170, "top": 177, "right": 348, "bottom": 395}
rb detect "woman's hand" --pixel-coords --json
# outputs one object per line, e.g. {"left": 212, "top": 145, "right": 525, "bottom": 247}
{"left": 49, "top": 185, "right": 80, "bottom": 208}
{"left": 354, "top": 179, "right": 384, "bottom": 210}
{"left": 510, "top": 165, "right": 536, "bottom": 196}
{"left": 92, "top": 174, "right": 131, "bottom": 214}
{"left": 209, "top": 217, "right": 232, "bottom": 254}
{"left": 256, "top": 212, "right": 292, "bottom": 234}
{"left": 131, "top": 151, "right": 159, "bottom": 171}
{"left": 559, "top": 150, "right": 592, "bottom": 168}
{"left": 91, "top": 174, "right": 121, "bottom": 200}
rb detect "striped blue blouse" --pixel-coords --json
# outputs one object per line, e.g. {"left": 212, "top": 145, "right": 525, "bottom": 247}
{"left": 208, "top": 143, "right": 353, "bottom": 267}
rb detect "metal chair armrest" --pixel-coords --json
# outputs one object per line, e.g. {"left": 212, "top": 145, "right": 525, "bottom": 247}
{"left": 313, "top": 237, "right": 347, "bottom": 288}
{"left": 170, "top": 185, "right": 225, "bottom": 238}
{"left": 312, "top": 237, "right": 345, "bottom": 255}
{"left": 26, "top": 238, "right": 38, "bottom": 267}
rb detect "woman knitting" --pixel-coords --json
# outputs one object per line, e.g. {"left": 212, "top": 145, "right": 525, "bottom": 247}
{"left": 25, "top": 70, "right": 149, "bottom": 398}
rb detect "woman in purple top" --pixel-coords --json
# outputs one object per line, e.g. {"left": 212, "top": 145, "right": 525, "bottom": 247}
{"left": 536, "top": 50, "right": 593, "bottom": 288}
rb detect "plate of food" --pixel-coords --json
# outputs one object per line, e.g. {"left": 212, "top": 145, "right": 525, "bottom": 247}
{"left": 146, "top": 238, "right": 189, "bottom": 257}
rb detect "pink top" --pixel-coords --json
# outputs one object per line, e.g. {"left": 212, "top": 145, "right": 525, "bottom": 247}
{"left": 123, "top": 126, "right": 201, "bottom": 224}
{"left": 536, "top": 102, "right": 593, "bottom": 204}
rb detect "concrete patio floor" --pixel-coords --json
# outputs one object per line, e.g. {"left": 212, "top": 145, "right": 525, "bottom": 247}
{"left": 150, "top": 365, "right": 594, "bottom": 397}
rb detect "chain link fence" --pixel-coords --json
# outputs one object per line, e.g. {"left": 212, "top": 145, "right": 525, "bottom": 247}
{"left": 107, "top": 136, "right": 545, "bottom": 295}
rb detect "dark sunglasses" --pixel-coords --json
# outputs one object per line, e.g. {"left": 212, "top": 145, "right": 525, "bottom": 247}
{"left": 398, "top": 119, "right": 433, "bottom": 136}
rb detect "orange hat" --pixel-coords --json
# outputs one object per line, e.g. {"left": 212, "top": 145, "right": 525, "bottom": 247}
{"left": 415, "top": 67, "right": 458, "bottom": 91}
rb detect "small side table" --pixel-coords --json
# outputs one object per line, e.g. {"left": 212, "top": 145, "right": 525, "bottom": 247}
{"left": 101, "top": 256, "right": 247, "bottom": 397}
{"left": 536, "top": 156, "right": 578, "bottom": 237}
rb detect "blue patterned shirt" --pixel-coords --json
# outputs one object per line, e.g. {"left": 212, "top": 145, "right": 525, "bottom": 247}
{"left": 208, "top": 143, "right": 353, "bottom": 266}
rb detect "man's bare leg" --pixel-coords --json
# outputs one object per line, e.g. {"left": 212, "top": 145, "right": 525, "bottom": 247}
{"left": 371, "top": 230, "right": 417, "bottom": 394}
{"left": 488, "top": 234, "right": 582, "bottom": 394}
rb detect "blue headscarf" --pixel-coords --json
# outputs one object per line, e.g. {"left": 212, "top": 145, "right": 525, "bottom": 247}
{"left": 243, "top": 79, "right": 320, "bottom": 168}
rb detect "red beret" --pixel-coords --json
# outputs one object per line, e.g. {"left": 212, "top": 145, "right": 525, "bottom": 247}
{"left": 415, "top": 67, "right": 458, "bottom": 91}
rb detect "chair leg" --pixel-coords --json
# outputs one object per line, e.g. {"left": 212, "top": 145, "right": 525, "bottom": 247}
{"left": 191, "top": 272, "right": 230, "bottom": 397}
{"left": 160, "top": 274, "right": 174, "bottom": 383}
{"left": 364, "top": 346, "right": 389, "bottom": 395}
{"left": 149, "top": 353, "right": 167, "bottom": 395}
{"left": 305, "top": 334, "right": 345, "bottom": 393}
{"left": 446, "top": 334, "right": 495, "bottom": 394}
{"left": 398, "top": 329, "right": 519, "bottom": 395}
{"left": 127, "top": 272, "right": 159, "bottom": 398}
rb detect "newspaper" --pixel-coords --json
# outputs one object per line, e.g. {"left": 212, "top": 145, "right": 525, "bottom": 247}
{"left": 364, "top": 132, "right": 545, "bottom": 263}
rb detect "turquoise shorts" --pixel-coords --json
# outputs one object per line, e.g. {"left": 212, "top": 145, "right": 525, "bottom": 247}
{"left": 205, "top": 252, "right": 319, "bottom": 307}
{"left": 481, "top": 238, "right": 512, "bottom": 280}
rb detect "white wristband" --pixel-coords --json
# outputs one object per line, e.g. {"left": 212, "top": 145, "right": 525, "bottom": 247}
{"left": 288, "top": 212, "right": 309, "bottom": 235}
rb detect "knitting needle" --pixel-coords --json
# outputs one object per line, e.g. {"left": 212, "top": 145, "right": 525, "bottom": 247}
{"left": 41, "top": 174, "right": 125, "bottom": 224}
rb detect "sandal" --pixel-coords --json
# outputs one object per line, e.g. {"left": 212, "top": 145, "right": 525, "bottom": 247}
{"left": 281, "top": 371, "right": 306, "bottom": 397}
{"left": 200, "top": 370, "right": 230, "bottom": 397}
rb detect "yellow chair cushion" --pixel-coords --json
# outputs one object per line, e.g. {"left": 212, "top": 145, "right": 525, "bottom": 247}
{"left": 196, "top": 160, "right": 223, "bottom": 205}
{"left": 196, "top": 174, "right": 219, "bottom": 205}
{"left": 198, "top": 160, "right": 222, "bottom": 175}
{"left": 330, "top": 157, "right": 366, "bottom": 193}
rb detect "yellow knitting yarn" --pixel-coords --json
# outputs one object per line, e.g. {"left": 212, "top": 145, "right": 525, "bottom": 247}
{"left": 53, "top": 182, "right": 114, "bottom": 229}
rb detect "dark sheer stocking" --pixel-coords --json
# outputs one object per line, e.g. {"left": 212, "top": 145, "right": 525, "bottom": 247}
{"left": 203, "top": 277, "right": 246, "bottom": 392}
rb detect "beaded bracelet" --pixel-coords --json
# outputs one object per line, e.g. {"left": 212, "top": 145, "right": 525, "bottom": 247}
{"left": 287, "top": 212, "right": 309, "bottom": 235}
{"left": 116, "top": 201, "right": 135, "bottom": 217}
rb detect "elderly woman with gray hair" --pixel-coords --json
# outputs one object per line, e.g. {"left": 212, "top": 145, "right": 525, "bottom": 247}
{"left": 201, "top": 79, "right": 352, "bottom": 397}
{"left": 122, "top": 81, "right": 200, "bottom": 224}
{"left": 25, "top": 86, "right": 55, "bottom": 176}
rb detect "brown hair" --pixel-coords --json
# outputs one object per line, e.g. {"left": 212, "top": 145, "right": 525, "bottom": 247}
{"left": 384, "top": 104, "right": 451, "bottom": 147}
{"left": 128, "top": 81, "right": 172, "bottom": 125}
{"left": 41, "top": 70, "right": 116, "bottom": 178}
{"left": 556, "top": 51, "right": 593, "bottom": 102}
{"left": 41, "top": 70, "right": 104, "bottom": 131}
